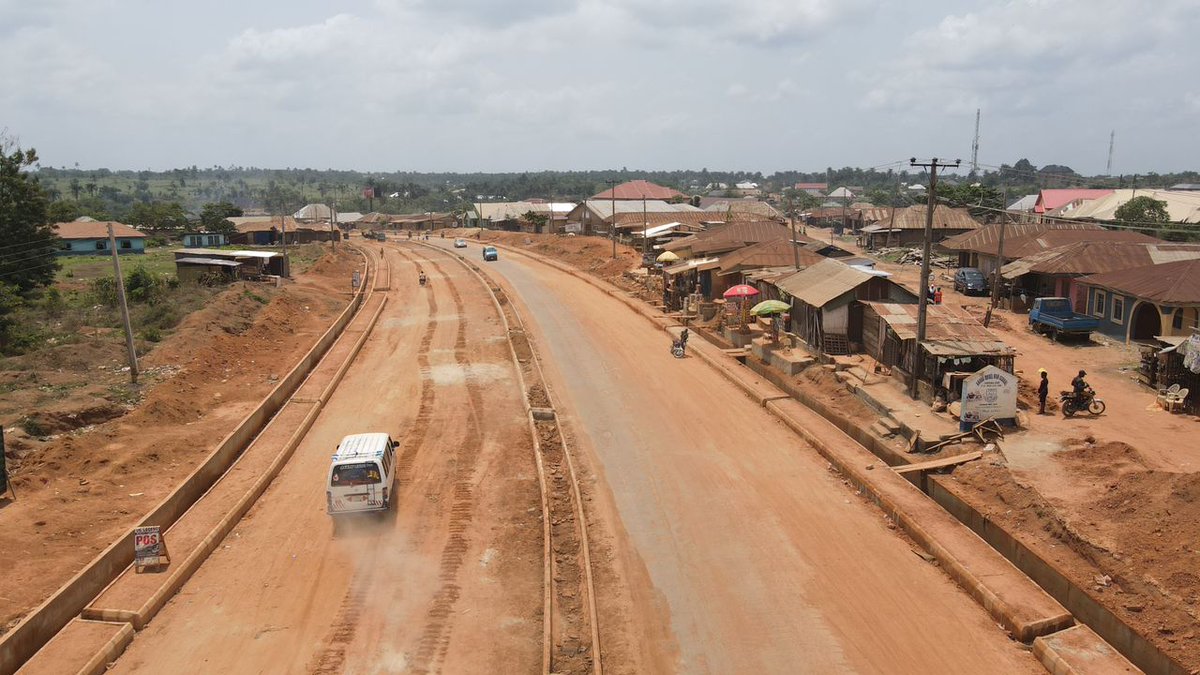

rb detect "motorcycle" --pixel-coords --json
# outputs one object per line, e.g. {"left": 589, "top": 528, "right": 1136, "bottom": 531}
{"left": 1059, "top": 387, "right": 1105, "bottom": 417}
{"left": 671, "top": 329, "right": 689, "bottom": 359}
{"left": 419, "top": 273, "right": 427, "bottom": 287}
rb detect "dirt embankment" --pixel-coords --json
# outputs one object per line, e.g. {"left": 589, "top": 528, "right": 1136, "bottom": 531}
{"left": 953, "top": 438, "right": 1200, "bottom": 670}
{"left": 0, "top": 247, "right": 360, "bottom": 635}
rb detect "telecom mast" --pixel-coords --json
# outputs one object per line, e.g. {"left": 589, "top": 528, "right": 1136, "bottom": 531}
{"left": 1106, "top": 130, "right": 1115, "bottom": 176}
{"left": 970, "top": 109, "right": 980, "bottom": 174}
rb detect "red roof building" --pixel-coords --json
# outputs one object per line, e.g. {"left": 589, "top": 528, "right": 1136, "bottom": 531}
{"left": 591, "top": 180, "right": 683, "bottom": 201}
{"left": 1033, "top": 189, "right": 1113, "bottom": 214}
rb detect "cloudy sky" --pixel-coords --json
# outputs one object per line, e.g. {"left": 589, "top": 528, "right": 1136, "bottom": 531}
{"left": 2, "top": 0, "right": 1198, "bottom": 175}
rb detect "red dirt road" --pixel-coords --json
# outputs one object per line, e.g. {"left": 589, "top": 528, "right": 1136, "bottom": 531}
{"left": 107, "top": 244, "right": 542, "bottom": 674}
{"left": 434, "top": 240, "right": 1038, "bottom": 673}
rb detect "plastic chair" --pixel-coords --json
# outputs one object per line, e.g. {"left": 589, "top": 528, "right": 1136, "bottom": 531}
{"left": 1157, "top": 383, "right": 1181, "bottom": 408}
{"left": 1161, "top": 387, "right": 1190, "bottom": 413}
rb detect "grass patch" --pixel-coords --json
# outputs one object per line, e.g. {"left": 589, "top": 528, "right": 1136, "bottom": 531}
{"left": 55, "top": 247, "right": 179, "bottom": 283}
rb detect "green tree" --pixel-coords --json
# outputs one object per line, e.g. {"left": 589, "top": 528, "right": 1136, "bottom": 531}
{"left": 1113, "top": 195, "right": 1169, "bottom": 224}
{"left": 127, "top": 201, "right": 188, "bottom": 231}
{"left": 199, "top": 201, "right": 243, "bottom": 235}
{"left": 0, "top": 137, "right": 60, "bottom": 293}
{"left": 940, "top": 183, "right": 1005, "bottom": 219}
{"left": 521, "top": 210, "right": 549, "bottom": 232}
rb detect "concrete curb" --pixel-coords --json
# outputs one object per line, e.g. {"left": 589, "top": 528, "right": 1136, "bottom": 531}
{"left": 75, "top": 621, "right": 134, "bottom": 675}
{"left": 1033, "top": 625, "right": 1140, "bottom": 674}
{"left": 84, "top": 295, "right": 389, "bottom": 631}
{"left": 0, "top": 247, "right": 376, "bottom": 675}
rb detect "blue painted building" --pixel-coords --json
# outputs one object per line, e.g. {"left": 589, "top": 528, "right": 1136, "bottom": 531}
{"left": 182, "top": 233, "right": 228, "bottom": 248}
{"left": 54, "top": 220, "right": 146, "bottom": 256}
{"left": 1082, "top": 258, "right": 1200, "bottom": 342}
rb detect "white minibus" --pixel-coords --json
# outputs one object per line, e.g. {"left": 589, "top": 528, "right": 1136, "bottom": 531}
{"left": 327, "top": 433, "right": 398, "bottom": 515}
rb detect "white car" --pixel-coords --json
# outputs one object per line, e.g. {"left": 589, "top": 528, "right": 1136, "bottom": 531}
{"left": 453, "top": 238, "right": 468, "bottom": 248}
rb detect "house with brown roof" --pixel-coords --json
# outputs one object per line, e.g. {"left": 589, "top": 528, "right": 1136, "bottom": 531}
{"left": 54, "top": 220, "right": 146, "bottom": 256}
{"left": 565, "top": 199, "right": 700, "bottom": 235}
{"left": 773, "top": 259, "right": 917, "bottom": 356}
{"left": 858, "top": 205, "right": 981, "bottom": 248}
{"left": 662, "top": 221, "right": 792, "bottom": 259}
{"left": 940, "top": 223, "right": 1154, "bottom": 275}
{"left": 591, "top": 179, "right": 684, "bottom": 201}
{"left": 1080, "top": 258, "right": 1200, "bottom": 342}
{"left": 1000, "top": 241, "right": 1200, "bottom": 314}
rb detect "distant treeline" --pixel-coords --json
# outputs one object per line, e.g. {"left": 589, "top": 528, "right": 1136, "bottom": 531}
{"left": 33, "top": 162, "right": 1200, "bottom": 220}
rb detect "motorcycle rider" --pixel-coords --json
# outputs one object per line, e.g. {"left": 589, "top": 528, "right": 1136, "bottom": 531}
{"left": 418, "top": 271, "right": 427, "bottom": 286}
{"left": 1071, "top": 370, "right": 1089, "bottom": 397}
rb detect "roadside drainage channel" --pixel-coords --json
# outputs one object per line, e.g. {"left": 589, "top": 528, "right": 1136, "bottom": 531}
{"left": 6, "top": 247, "right": 385, "bottom": 675}
{"left": 481, "top": 240, "right": 1142, "bottom": 674}
{"left": 415, "top": 242, "right": 602, "bottom": 675}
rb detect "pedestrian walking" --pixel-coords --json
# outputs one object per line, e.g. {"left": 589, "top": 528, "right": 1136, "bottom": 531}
{"left": 1037, "top": 368, "right": 1049, "bottom": 414}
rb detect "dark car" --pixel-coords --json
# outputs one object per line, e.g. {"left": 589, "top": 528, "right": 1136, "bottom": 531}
{"left": 953, "top": 267, "right": 989, "bottom": 295}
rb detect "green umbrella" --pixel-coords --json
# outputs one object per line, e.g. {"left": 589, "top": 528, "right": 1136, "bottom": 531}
{"left": 750, "top": 299, "right": 790, "bottom": 316}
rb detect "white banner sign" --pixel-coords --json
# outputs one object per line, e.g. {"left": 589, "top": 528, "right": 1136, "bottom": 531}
{"left": 960, "top": 365, "right": 1018, "bottom": 425}
{"left": 564, "top": 222, "right": 582, "bottom": 234}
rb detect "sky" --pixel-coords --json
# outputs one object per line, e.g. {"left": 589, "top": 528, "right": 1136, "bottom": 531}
{"left": 2, "top": 0, "right": 1198, "bottom": 176}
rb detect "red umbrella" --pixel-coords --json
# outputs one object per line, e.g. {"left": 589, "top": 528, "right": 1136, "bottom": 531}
{"left": 722, "top": 284, "right": 760, "bottom": 299}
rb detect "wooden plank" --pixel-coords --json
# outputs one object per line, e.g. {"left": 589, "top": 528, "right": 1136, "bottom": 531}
{"left": 893, "top": 451, "right": 983, "bottom": 475}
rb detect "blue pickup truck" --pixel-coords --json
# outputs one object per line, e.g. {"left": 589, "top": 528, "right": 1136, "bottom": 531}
{"left": 1028, "top": 297, "right": 1098, "bottom": 341}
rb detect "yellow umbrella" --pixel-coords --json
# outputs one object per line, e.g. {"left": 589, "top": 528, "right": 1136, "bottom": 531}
{"left": 655, "top": 251, "right": 680, "bottom": 263}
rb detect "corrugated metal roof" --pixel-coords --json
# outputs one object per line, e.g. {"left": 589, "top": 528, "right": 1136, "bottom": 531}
{"left": 1001, "top": 242, "right": 1200, "bottom": 279}
{"left": 580, "top": 200, "right": 700, "bottom": 221}
{"left": 174, "top": 257, "right": 242, "bottom": 267}
{"left": 1056, "top": 189, "right": 1200, "bottom": 223}
{"left": 1081, "top": 258, "right": 1200, "bottom": 304}
{"left": 1034, "top": 189, "right": 1114, "bottom": 213}
{"left": 293, "top": 203, "right": 332, "bottom": 220}
{"left": 875, "top": 205, "right": 981, "bottom": 231}
{"left": 939, "top": 222, "right": 1102, "bottom": 254}
{"left": 717, "top": 239, "right": 826, "bottom": 275}
{"left": 863, "top": 302, "right": 1013, "bottom": 356}
{"left": 663, "top": 221, "right": 792, "bottom": 255}
{"left": 773, "top": 259, "right": 872, "bottom": 307}
{"left": 612, "top": 210, "right": 745, "bottom": 230}
{"left": 700, "top": 199, "right": 783, "bottom": 219}
{"left": 53, "top": 221, "right": 146, "bottom": 239}
{"left": 591, "top": 180, "right": 683, "bottom": 201}
{"left": 178, "top": 248, "right": 283, "bottom": 259}
{"left": 663, "top": 257, "right": 721, "bottom": 275}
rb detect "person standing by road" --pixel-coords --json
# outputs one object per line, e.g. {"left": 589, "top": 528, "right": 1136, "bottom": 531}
{"left": 1037, "top": 368, "right": 1049, "bottom": 414}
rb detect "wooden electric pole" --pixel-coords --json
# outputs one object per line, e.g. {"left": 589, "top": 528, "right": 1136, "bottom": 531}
{"left": 605, "top": 179, "right": 619, "bottom": 259}
{"left": 107, "top": 223, "right": 139, "bottom": 384}
{"left": 908, "top": 157, "right": 960, "bottom": 399}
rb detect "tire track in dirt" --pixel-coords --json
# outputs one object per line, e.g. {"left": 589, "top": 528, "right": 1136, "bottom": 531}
{"left": 408, "top": 253, "right": 489, "bottom": 674}
{"left": 433, "top": 246, "right": 599, "bottom": 675}
{"left": 307, "top": 247, "right": 437, "bottom": 674}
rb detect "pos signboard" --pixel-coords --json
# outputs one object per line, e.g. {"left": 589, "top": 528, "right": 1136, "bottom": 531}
{"left": 133, "top": 526, "right": 169, "bottom": 570}
{"left": 960, "top": 365, "right": 1018, "bottom": 431}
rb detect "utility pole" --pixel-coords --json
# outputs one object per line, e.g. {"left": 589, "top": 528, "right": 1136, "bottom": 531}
{"left": 787, "top": 194, "right": 800, "bottom": 270}
{"left": 885, "top": 174, "right": 900, "bottom": 248}
{"left": 908, "top": 157, "right": 960, "bottom": 399}
{"left": 605, "top": 178, "right": 619, "bottom": 259}
{"left": 107, "top": 223, "right": 139, "bottom": 384}
{"left": 642, "top": 194, "right": 649, "bottom": 263}
{"left": 329, "top": 202, "right": 338, "bottom": 252}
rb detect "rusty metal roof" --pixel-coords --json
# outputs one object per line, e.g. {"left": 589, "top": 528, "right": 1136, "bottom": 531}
{"left": 717, "top": 238, "right": 826, "bottom": 276}
{"left": 863, "top": 302, "right": 1013, "bottom": 356}
{"left": 662, "top": 221, "right": 792, "bottom": 255}
{"left": 1001, "top": 242, "right": 1200, "bottom": 279}
{"left": 612, "top": 210, "right": 750, "bottom": 230}
{"left": 878, "top": 205, "right": 982, "bottom": 231}
{"left": 1081, "top": 258, "right": 1200, "bottom": 304}
{"left": 591, "top": 180, "right": 684, "bottom": 201}
{"left": 939, "top": 222, "right": 1103, "bottom": 254}
{"left": 774, "top": 259, "right": 876, "bottom": 307}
